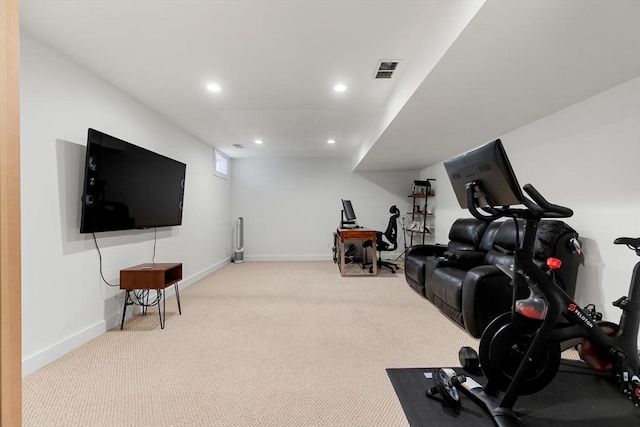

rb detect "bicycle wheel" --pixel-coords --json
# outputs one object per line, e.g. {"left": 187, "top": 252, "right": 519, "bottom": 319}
{"left": 479, "top": 313, "right": 561, "bottom": 395}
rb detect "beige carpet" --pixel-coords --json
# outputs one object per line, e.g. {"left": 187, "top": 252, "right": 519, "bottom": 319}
{"left": 23, "top": 261, "right": 482, "bottom": 427}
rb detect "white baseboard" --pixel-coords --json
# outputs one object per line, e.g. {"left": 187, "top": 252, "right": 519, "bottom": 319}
{"left": 243, "top": 253, "right": 404, "bottom": 262}
{"left": 244, "top": 255, "right": 333, "bottom": 261}
{"left": 22, "top": 258, "right": 230, "bottom": 378}
{"left": 22, "top": 318, "right": 111, "bottom": 377}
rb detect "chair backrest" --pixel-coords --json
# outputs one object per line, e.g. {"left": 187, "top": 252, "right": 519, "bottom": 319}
{"left": 382, "top": 205, "right": 400, "bottom": 249}
{"left": 447, "top": 218, "right": 488, "bottom": 251}
{"left": 478, "top": 221, "right": 503, "bottom": 252}
{"left": 483, "top": 220, "right": 524, "bottom": 266}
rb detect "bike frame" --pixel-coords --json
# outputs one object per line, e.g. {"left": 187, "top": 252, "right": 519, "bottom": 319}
{"left": 464, "top": 182, "right": 640, "bottom": 416}
{"left": 547, "top": 252, "right": 640, "bottom": 374}
{"left": 512, "top": 218, "right": 640, "bottom": 395}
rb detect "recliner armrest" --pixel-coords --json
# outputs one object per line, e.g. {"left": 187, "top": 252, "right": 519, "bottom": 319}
{"left": 442, "top": 250, "right": 486, "bottom": 268}
{"left": 461, "top": 265, "right": 528, "bottom": 338}
{"left": 406, "top": 244, "right": 447, "bottom": 258}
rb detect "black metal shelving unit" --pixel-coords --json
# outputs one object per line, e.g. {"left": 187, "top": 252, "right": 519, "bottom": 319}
{"left": 407, "top": 179, "right": 434, "bottom": 246}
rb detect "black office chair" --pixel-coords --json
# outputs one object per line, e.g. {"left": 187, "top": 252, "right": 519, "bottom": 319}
{"left": 363, "top": 205, "right": 401, "bottom": 273}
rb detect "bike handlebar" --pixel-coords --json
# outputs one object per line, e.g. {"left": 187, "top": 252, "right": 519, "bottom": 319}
{"left": 465, "top": 184, "right": 506, "bottom": 221}
{"left": 522, "top": 184, "right": 573, "bottom": 218}
{"left": 465, "top": 182, "right": 573, "bottom": 221}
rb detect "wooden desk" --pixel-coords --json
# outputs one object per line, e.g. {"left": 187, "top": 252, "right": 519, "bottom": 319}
{"left": 120, "top": 263, "right": 182, "bottom": 329}
{"left": 336, "top": 228, "right": 377, "bottom": 276}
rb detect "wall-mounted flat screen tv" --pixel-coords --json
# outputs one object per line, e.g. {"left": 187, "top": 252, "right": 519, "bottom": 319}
{"left": 80, "top": 128, "right": 186, "bottom": 233}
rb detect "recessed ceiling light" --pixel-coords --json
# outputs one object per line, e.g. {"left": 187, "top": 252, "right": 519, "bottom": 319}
{"left": 333, "top": 84, "right": 347, "bottom": 92}
{"left": 327, "top": 139, "right": 336, "bottom": 144}
{"left": 254, "top": 139, "right": 263, "bottom": 144}
{"left": 206, "top": 83, "right": 221, "bottom": 92}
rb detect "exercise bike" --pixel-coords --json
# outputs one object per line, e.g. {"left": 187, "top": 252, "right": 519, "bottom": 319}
{"left": 437, "top": 139, "right": 640, "bottom": 426}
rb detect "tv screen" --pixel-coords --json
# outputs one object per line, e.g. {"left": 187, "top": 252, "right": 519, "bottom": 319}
{"left": 341, "top": 199, "right": 357, "bottom": 221}
{"left": 79, "top": 129, "right": 186, "bottom": 233}
{"left": 444, "top": 139, "right": 524, "bottom": 209}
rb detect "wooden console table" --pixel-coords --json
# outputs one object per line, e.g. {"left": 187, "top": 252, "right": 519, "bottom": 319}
{"left": 335, "top": 228, "right": 377, "bottom": 276}
{"left": 120, "top": 263, "right": 182, "bottom": 329}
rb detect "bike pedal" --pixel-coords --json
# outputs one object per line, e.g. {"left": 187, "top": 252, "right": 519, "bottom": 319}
{"left": 612, "top": 296, "right": 628, "bottom": 308}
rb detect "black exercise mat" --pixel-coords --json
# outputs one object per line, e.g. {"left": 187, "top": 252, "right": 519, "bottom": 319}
{"left": 387, "top": 364, "right": 640, "bottom": 427}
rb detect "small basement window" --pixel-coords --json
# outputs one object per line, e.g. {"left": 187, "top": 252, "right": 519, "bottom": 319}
{"left": 214, "top": 148, "right": 230, "bottom": 180}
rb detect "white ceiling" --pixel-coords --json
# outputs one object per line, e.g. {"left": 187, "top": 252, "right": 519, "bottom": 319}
{"left": 356, "top": 0, "right": 640, "bottom": 171}
{"left": 19, "top": 0, "right": 640, "bottom": 171}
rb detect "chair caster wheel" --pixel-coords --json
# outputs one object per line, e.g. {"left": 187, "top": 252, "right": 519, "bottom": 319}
{"left": 426, "top": 368, "right": 466, "bottom": 407}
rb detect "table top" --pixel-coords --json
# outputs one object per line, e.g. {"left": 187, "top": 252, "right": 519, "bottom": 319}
{"left": 121, "top": 262, "right": 182, "bottom": 272}
{"left": 120, "top": 263, "right": 182, "bottom": 290}
{"left": 336, "top": 228, "right": 377, "bottom": 240}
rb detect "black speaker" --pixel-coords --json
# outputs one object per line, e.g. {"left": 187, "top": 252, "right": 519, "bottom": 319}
{"left": 84, "top": 194, "right": 95, "bottom": 206}
{"left": 88, "top": 156, "right": 98, "bottom": 171}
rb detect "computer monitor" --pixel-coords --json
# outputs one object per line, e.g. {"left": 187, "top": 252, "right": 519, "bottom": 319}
{"left": 444, "top": 139, "right": 524, "bottom": 209}
{"left": 341, "top": 199, "right": 358, "bottom": 227}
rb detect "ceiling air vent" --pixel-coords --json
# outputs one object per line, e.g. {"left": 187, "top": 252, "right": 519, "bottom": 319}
{"left": 232, "top": 144, "right": 245, "bottom": 149}
{"left": 374, "top": 60, "right": 401, "bottom": 79}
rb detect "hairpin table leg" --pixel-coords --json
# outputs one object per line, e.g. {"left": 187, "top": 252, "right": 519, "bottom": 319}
{"left": 142, "top": 290, "right": 149, "bottom": 315}
{"left": 120, "top": 290, "right": 132, "bottom": 330}
{"left": 174, "top": 283, "right": 182, "bottom": 315}
{"left": 157, "top": 289, "right": 166, "bottom": 329}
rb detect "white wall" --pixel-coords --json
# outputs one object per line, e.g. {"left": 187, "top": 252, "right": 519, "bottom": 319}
{"left": 422, "top": 77, "right": 640, "bottom": 324}
{"left": 231, "top": 158, "right": 420, "bottom": 260}
{"left": 21, "top": 27, "right": 638, "bottom": 378}
{"left": 20, "top": 33, "right": 232, "bottom": 376}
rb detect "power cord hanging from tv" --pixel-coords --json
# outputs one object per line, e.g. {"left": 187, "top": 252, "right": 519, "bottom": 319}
{"left": 130, "top": 289, "right": 162, "bottom": 307}
{"left": 135, "top": 229, "right": 161, "bottom": 307}
{"left": 152, "top": 227, "right": 157, "bottom": 263}
{"left": 92, "top": 233, "right": 118, "bottom": 288}
{"left": 92, "top": 232, "right": 162, "bottom": 307}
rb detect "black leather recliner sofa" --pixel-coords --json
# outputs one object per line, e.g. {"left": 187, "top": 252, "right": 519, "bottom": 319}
{"left": 405, "top": 218, "right": 488, "bottom": 295}
{"left": 405, "top": 218, "right": 581, "bottom": 338}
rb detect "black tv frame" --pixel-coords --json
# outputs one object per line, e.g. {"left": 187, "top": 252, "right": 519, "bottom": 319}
{"left": 444, "top": 139, "right": 524, "bottom": 209}
{"left": 79, "top": 128, "right": 186, "bottom": 234}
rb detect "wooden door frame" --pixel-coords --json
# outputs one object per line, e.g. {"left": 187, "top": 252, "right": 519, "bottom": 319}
{"left": 0, "top": 0, "right": 22, "bottom": 425}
